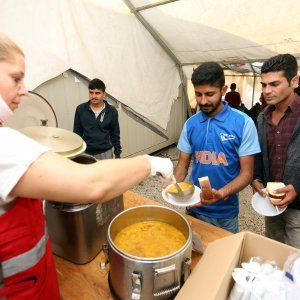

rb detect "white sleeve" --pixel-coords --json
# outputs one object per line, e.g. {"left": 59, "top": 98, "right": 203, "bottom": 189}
{"left": 0, "top": 127, "right": 49, "bottom": 203}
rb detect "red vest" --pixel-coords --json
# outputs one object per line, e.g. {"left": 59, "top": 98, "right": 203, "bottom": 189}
{"left": 0, "top": 197, "right": 60, "bottom": 299}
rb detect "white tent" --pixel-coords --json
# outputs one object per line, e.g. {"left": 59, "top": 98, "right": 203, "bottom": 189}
{"left": 1, "top": 0, "right": 300, "bottom": 131}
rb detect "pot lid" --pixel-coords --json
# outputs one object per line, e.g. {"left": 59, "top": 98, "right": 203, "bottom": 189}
{"left": 19, "top": 126, "right": 86, "bottom": 157}
{"left": 5, "top": 91, "right": 57, "bottom": 129}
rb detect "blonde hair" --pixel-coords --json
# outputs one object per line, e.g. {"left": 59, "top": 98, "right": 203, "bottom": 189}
{"left": 0, "top": 32, "right": 24, "bottom": 62}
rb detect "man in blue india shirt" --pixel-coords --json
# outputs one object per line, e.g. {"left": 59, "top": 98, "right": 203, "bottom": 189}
{"left": 175, "top": 62, "right": 260, "bottom": 233}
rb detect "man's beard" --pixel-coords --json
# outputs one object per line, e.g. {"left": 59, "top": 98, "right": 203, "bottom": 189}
{"left": 199, "top": 96, "right": 222, "bottom": 116}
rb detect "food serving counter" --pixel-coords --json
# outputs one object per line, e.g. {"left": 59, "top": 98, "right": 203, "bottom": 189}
{"left": 54, "top": 191, "right": 231, "bottom": 299}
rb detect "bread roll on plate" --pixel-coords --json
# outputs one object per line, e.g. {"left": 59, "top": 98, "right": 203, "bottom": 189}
{"left": 266, "top": 182, "right": 286, "bottom": 205}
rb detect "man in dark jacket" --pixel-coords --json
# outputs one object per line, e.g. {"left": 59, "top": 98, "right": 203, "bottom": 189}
{"left": 73, "top": 78, "right": 121, "bottom": 159}
{"left": 248, "top": 102, "right": 261, "bottom": 126}
{"left": 251, "top": 54, "right": 300, "bottom": 248}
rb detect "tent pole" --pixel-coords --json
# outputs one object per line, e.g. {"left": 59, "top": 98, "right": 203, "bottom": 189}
{"left": 182, "top": 58, "right": 267, "bottom": 66}
{"left": 122, "top": 0, "right": 191, "bottom": 116}
{"left": 250, "top": 64, "right": 256, "bottom": 107}
{"left": 252, "top": 76, "right": 256, "bottom": 107}
{"left": 122, "top": 0, "right": 180, "bottom": 66}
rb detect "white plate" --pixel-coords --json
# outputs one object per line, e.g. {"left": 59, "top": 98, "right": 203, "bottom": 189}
{"left": 251, "top": 189, "right": 287, "bottom": 216}
{"left": 161, "top": 184, "right": 201, "bottom": 207}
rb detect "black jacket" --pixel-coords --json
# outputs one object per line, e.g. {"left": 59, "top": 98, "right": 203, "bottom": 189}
{"left": 73, "top": 100, "right": 121, "bottom": 157}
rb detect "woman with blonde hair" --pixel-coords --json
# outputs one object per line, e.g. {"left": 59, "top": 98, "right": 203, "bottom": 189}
{"left": 0, "top": 32, "right": 173, "bottom": 299}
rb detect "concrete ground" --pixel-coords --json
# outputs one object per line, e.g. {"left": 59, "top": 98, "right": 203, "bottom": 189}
{"left": 130, "top": 145, "right": 265, "bottom": 235}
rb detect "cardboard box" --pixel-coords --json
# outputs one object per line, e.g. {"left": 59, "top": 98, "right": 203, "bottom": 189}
{"left": 176, "top": 231, "right": 298, "bottom": 300}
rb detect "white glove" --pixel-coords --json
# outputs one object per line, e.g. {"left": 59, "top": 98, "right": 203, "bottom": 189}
{"left": 147, "top": 155, "right": 174, "bottom": 182}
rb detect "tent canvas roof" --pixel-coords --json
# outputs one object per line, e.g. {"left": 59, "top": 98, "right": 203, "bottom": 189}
{"left": 1, "top": 0, "right": 300, "bottom": 129}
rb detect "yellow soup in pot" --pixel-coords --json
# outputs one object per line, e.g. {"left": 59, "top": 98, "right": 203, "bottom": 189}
{"left": 113, "top": 221, "right": 186, "bottom": 258}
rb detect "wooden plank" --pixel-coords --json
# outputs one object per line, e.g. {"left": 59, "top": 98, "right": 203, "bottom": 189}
{"left": 54, "top": 191, "right": 231, "bottom": 299}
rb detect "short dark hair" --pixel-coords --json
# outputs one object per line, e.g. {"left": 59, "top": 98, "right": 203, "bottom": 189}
{"left": 191, "top": 62, "right": 225, "bottom": 88}
{"left": 230, "top": 83, "right": 236, "bottom": 90}
{"left": 88, "top": 78, "right": 106, "bottom": 91}
{"left": 261, "top": 54, "right": 298, "bottom": 83}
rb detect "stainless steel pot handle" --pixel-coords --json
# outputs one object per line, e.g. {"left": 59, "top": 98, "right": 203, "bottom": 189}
{"left": 181, "top": 257, "right": 191, "bottom": 284}
{"left": 153, "top": 264, "right": 180, "bottom": 298}
{"left": 131, "top": 272, "right": 142, "bottom": 300}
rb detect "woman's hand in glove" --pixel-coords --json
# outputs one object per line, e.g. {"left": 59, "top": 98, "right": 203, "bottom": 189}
{"left": 146, "top": 155, "right": 174, "bottom": 182}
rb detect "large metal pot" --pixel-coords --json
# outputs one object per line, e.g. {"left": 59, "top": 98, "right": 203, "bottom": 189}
{"left": 108, "top": 205, "right": 192, "bottom": 300}
{"left": 44, "top": 153, "right": 124, "bottom": 264}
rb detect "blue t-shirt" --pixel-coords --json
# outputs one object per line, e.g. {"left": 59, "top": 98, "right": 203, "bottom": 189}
{"left": 177, "top": 101, "right": 260, "bottom": 218}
